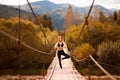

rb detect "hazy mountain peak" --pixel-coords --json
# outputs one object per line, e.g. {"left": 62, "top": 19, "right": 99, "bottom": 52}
{"left": 0, "top": 1, "right": 114, "bottom": 30}
{"left": 0, "top": 4, "right": 31, "bottom": 19}
{"left": 29, "top": 0, "right": 57, "bottom": 6}
{"left": 109, "top": 8, "right": 119, "bottom": 11}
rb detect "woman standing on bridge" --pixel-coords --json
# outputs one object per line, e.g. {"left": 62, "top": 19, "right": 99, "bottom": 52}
{"left": 54, "top": 36, "right": 70, "bottom": 69}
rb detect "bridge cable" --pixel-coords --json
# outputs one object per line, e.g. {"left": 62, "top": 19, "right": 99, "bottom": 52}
{"left": 20, "top": 0, "right": 55, "bottom": 54}
{"left": 25, "top": 0, "right": 116, "bottom": 80}
{"left": 65, "top": 0, "right": 117, "bottom": 79}
{"left": 69, "top": 52, "right": 89, "bottom": 62}
{"left": 89, "top": 55, "right": 117, "bottom": 80}
{"left": 0, "top": 29, "right": 54, "bottom": 54}
{"left": 74, "top": 0, "right": 95, "bottom": 48}
{"left": 26, "top": 0, "right": 52, "bottom": 48}
{"left": 99, "top": 61, "right": 120, "bottom": 70}
{"left": 69, "top": 0, "right": 95, "bottom": 62}
{"left": 0, "top": 0, "right": 56, "bottom": 55}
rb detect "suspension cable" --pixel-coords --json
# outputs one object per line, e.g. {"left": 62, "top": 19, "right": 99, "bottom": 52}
{"left": 89, "top": 55, "right": 117, "bottom": 80}
{"left": 74, "top": 0, "right": 95, "bottom": 47}
{"left": 67, "top": 0, "right": 117, "bottom": 79}
{"left": 99, "top": 61, "right": 120, "bottom": 70}
{"left": 69, "top": 0, "right": 95, "bottom": 62}
{"left": 69, "top": 52, "right": 88, "bottom": 62}
{"left": 0, "top": 29, "right": 55, "bottom": 54}
{"left": 26, "top": 0, "right": 51, "bottom": 47}
{"left": 24, "top": 0, "right": 117, "bottom": 79}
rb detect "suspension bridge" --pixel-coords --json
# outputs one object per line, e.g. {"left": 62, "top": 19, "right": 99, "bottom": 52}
{"left": 0, "top": 0, "right": 119, "bottom": 80}
{"left": 0, "top": 26, "right": 117, "bottom": 80}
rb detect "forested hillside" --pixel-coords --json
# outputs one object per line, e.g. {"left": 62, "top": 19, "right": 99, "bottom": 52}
{"left": 0, "top": 4, "right": 31, "bottom": 19}
{"left": 0, "top": 17, "right": 58, "bottom": 75}
{"left": 0, "top": 1, "right": 120, "bottom": 76}
{"left": 66, "top": 9, "right": 120, "bottom": 75}
{"left": 15, "top": 0, "right": 113, "bottom": 30}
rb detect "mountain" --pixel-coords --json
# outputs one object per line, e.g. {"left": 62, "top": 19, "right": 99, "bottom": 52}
{"left": 19, "top": 1, "right": 113, "bottom": 30}
{"left": 20, "top": 1, "right": 113, "bottom": 15}
{"left": 20, "top": 1, "right": 61, "bottom": 14}
{"left": 109, "top": 8, "right": 119, "bottom": 11}
{"left": 0, "top": 4, "right": 31, "bottom": 19}
{"left": 0, "top": 1, "right": 114, "bottom": 30}
{"left": 88, "top": 5, "right": 112, "bottom": 15}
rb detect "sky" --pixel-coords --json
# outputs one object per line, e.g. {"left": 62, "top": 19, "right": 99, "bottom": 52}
{"left": 0, "top": 0, "right": 120, "bottom": 9}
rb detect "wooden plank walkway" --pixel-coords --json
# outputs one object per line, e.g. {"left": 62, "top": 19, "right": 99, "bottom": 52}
{"left": 44, "top": 56, "right": 86, "bottom": 80}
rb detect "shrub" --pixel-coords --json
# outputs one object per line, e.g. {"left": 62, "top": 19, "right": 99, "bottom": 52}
{"left": 0, "top": 17, "right": 56, "bottom": 75}
{"left": 72, "top": 43, "right": 95, "bottom": 60}
{"left": 97, "top": 41, "right": 120, "bottom": 66}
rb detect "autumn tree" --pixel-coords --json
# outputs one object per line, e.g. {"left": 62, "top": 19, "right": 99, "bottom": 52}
{"left": 114, "top": 11, "right": 117, "bottom": 21}
{"left": 93, "top": 6, "right": 100, "bottom": 21}
{"left": 99, "top": 10, "right": 106, "bottom": 23}
{"left": 28, "top": 14, "right": 33, "bottom": 21}
{"left": 108, "top": 11, "right": 118, "bottom": 22}
{"left": 0, "top": 17, "right": 57, "bottom": 75}
{"left": 73, "top": 10, "right": 81, "bottom": 26}
{"left": 97, "top": 41, "right": 120, "bottom": 67}
{"left": 117, "top": 10, "right": 120, "bottom": 24}
{"left": 64, "top": 5, "right": 74, "bottom": 30}
{"left": 108, "top": 13, "right": 114, "bottom": 22}
{"left": 34, "top": 14, "right": 54, "bottom": 31}
{"left": 64, "top": 5, "right": 81, "bottom": 29}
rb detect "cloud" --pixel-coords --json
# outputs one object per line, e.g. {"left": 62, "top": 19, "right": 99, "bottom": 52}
{"left": 96, "top": 0, "right": 120, "bottom": 4}
{"left": 106, "top": 4, "right": 120, "bottom": 9}
{"left": 0, "top": 0, "right": 40, "bottom": 5}
{"left": 111, "top": 0, "right": 120, "bottom": 4}
{"left": 0, "top": 0, "right": 19, "bottom": 5}
{"left": 95, "top": 0, "right": 120, "bottom": 9}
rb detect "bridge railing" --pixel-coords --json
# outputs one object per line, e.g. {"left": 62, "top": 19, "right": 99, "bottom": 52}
{"left": 0, "top": 29, "right": 54, "bottom": 54}
{"left": 89, "top": 55, "right": 117, "bottom": 80}
{"left": 44, "top": 57, "right": 57, "bottom": 80}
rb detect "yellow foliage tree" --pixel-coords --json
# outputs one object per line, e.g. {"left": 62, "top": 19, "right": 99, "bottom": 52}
{"left": 73, "top": 43, "right": 95, "bottom": 60}
{"left": 66, "top": 24, "right": 84, "bottom": 49}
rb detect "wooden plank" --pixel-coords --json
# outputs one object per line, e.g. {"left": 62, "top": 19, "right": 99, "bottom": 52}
{"left": 44, "top": 56, "right": 86, "bottom": 80}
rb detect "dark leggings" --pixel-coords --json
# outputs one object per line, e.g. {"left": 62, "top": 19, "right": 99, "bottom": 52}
{"left": 57, "top": 50, "right": 70, "bottom": 69}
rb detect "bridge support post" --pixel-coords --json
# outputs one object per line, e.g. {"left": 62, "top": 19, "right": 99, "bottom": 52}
{"left": 16, "top": 1, "right": 22, "bottom": 77}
